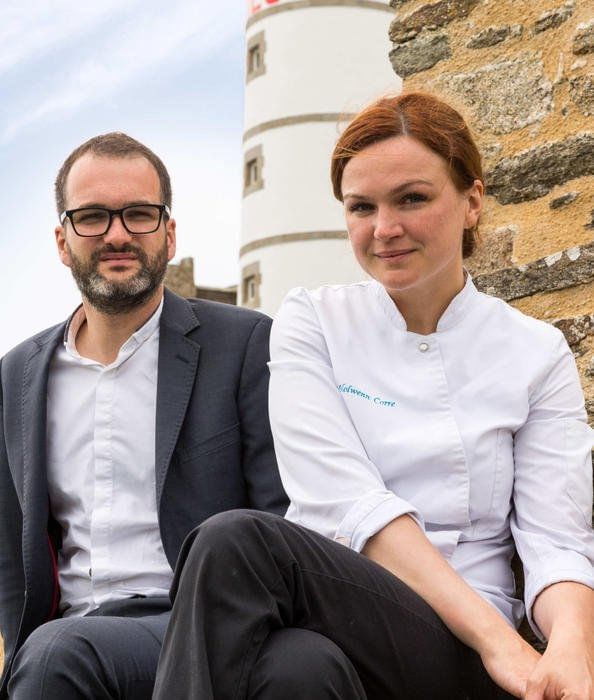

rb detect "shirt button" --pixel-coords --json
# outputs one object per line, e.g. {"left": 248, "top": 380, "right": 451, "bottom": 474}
{"left": 419, "top": 342, "right": 429, "bottom": 353}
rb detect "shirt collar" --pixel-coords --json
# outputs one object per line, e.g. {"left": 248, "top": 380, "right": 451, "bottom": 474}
{"left": 63, "top": 304, "right": 85, "bottom": 350}
{"left": 372, "top": 271, "right": 478, "bottom": 334}
{"left": 63, "top": 297, "right": 164, "bottom": 363}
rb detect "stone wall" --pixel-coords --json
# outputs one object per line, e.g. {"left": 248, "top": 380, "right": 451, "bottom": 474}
{"left": 165, "top": 257, "right": 199, "bottom": 299}
{"left": 389, "top": 0, "right": 594, "bottom": 426}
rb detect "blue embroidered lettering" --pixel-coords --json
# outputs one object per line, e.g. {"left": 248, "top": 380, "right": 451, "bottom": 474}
{"left": 337, "top": 385, "right": 395, "bottom": 407}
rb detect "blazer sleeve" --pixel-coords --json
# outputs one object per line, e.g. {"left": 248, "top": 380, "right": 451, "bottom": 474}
{"left": 0, "top": 359, "right": 26, "bottom": 685}
{"left": 238, "top": 316, "right": 288, "bottom": 516}
{"left": 268, "top": 288, "right": 423, "bottom": 553}
{"left": 510, "top": 332, "right": 594, "bottom": 639}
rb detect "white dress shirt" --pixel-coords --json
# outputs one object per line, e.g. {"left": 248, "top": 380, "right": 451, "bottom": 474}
{"left": 46, "top": 300, "right": 173, "bottom": 616}
{"left": 269, "top": 276, "right": 594, "bottom": 637}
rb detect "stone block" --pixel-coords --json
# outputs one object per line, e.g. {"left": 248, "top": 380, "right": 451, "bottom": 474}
{"left": 436, "top": 55, "right": 552, "bottom": 135}
{"left": 486, "top": 133, "right": 594, "bottom": 205}
{"left": 570, "top": 75, "right": 594, "bottom": 116}
{"left": 389, "top": 32, "right": 451, "bottom": 77}
{"left": 389, "top": 0, "right": 479, "bottom": 43}
{"left": 466, "top": 25, "right": 522, "bottom": 49}
{"left": 533, "top": 3, "right": 573, "bottom": 34}
{"left": 465, "top": 226, "right": 515, "bottom": 275}
{"left": 473, "top": 242, "right": 594, "bottom": 301}
{"left": 549, "top": 191, "right": 579, "bottom": 209}
{"left": 482, "top": 142, "right": 503, "bottom": 161}
{"left": 573, "top": 21, "right": 594, "bottom": 55}
{"left": 552, "top": 315, "right": 594, "bottom": 352}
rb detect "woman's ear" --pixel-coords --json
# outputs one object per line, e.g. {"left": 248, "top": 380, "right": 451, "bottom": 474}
{"left": 464, "top": 179, "right": 484, "bottom": 231}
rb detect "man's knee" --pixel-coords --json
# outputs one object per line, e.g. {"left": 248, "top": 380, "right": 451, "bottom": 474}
{"left": 248, "top": 628, "right": 366, "bottom": 699}
{"left": 9, "top": 618, "right": 105, "bottom": 696}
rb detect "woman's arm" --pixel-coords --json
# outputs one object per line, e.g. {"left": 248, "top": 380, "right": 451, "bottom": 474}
{"left": 363, "top": 515, "right": 541, "bottom": 698}
{"left": 523, "top": 582, "right": 594, "bottom": 699}
{"left": 510, "top": 331, "right": 594, "bottom": 699}
{"left": 510, "top": 333, "right": 594, "bottom": 634}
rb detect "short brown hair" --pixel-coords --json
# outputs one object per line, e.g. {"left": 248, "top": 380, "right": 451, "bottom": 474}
{"left": 331, "top": 92, "right": 483, "bottom": 257}
{"left": 55, "top": 132, "right": 172, "bottom": 215}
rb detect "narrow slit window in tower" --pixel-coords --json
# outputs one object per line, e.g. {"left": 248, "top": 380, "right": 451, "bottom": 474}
{"left": 242, "top": 262, "right": 262, "bottom": 309}
{"left": 246, "top": 31, "right": 266, "bottom": 82}
{"left": 243, "top": 145, "right": 264, "bottom": 197}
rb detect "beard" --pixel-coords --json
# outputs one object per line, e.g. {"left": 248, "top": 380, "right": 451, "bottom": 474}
{"left": 67, "top": 240, "right": 169, "bottom": 315}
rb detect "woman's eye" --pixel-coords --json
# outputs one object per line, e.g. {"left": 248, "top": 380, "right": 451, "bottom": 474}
{"left": 347, "top": 202, "right": 374, "bottom": 214}
{"left": 401, "top": 192, "right": 426, "bottom": 205}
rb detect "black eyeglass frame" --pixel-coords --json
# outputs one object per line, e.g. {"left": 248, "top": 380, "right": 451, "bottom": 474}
{"left": 59, "top": 204, "right": 171, "bottom": 237}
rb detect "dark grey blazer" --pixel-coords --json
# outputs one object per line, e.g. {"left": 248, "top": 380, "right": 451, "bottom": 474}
{"left": 0, "top": 289, "right": 288, "bottom": 694}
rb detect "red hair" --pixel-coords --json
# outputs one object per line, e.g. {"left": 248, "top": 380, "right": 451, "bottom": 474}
{"left": 331, "top": 92, "right": 483, "bottom": 257}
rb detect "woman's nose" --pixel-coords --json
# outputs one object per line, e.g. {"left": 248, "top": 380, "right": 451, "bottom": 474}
{"left": 374, "top": 207, "right": 404, "bottom": 240}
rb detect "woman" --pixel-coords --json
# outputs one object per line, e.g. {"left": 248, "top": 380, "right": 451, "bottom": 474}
{"left": 153, "top": 93, "right": 594, "bottom": 699}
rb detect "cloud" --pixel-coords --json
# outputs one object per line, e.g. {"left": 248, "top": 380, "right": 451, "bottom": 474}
{"left": 0, "top": 0, "right": 246, "bottom": 143}
{"left": 0, "top": 0, "right": 135, "bottom": 74}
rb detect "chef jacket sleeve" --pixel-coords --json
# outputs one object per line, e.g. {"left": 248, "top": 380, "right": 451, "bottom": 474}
{"left": 510, "top": 330, "right": 594, "bottom": 640}
{"left": 268, "top": 287, "right": 423, "bottom": 552}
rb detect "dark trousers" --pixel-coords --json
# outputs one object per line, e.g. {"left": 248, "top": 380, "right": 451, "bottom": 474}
{"left": 153, "top": 510, "right": 515, "bottom": 700}
{"left": 8, "top": 597, "right": 171, "bottom": 699}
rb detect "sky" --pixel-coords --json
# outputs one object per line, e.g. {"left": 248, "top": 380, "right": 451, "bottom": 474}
{"left": 0, "top": 0, "right": 247, "bottom": 355}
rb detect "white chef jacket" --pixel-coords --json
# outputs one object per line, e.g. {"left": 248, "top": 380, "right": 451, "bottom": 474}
{"left": 47, "top": 300, "right": 173, "bottom": 616}
{"left": 268, "top": 275, "right": 594, "bottom": 638}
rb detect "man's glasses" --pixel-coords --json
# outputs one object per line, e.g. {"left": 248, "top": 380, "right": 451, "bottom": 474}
{"left": 60, "top": 204, "right": 170, "bottom": 237}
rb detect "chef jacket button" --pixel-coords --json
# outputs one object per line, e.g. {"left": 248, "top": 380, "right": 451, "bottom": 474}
{"left": 335, "top": 536, "right": 350, "bottom": 547}
{"left": 89, "top": 568, "right": 92, "bottom": 577}
{"left": 419, "top": 342, "right": 429, "bottom": 352}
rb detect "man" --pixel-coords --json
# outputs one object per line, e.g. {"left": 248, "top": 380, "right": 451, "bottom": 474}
{"left": 0, "top": 132, "right": 287, "bottom": 698}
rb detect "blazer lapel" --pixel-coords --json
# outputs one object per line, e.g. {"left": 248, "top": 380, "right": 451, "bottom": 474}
{"left": 12, "top": 326, "right": 64, "bottom": 509}
{"left": 155, "top": 290, "right": 201, "bottom": 507}
{"left": 20, "top": 325, "right": 64, "bottom": 587}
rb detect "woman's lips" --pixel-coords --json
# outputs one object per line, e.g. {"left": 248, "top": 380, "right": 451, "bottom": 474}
{"left": 374, "top": 249, "right": 415, "bottom": 259}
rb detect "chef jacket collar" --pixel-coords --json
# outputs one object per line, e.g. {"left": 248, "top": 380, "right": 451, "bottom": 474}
{"left": 373, "top": 271, "right": 478, "bottom": 334}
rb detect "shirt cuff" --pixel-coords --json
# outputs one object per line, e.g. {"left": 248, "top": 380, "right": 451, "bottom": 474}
{"left": 524, "top": 556, "right": 594, "bottom": 640}
{"left": 334, "top": 490, "right": 424, "bottom": 553}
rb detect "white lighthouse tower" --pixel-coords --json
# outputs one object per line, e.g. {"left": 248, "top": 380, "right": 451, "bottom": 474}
{"left": 240, "top": 0, "right": 400, "bottom": 314}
